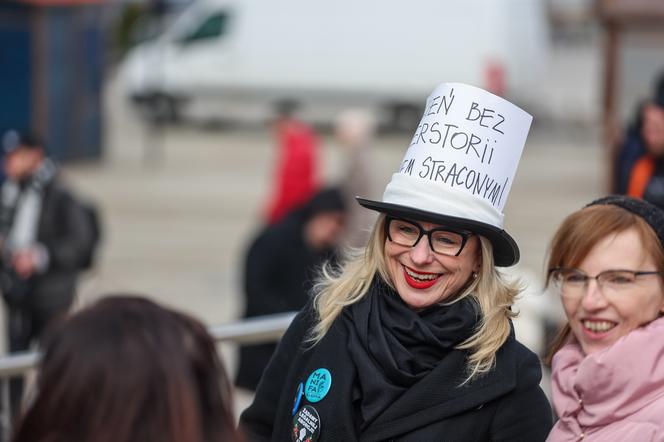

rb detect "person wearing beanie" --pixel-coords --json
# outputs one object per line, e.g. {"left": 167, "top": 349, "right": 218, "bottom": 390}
{"left": 545, "top": 195, "right": 664, "bottom": 441}
{"left": 240, "top": 83, "right": 552, "bottom": 441}
{"left": 235, "top": 187, "right": 347, "bottom": 392}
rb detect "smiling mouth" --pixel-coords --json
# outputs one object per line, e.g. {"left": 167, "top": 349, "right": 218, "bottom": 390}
{"left": 582, "top": 320, "right": 617, "bottom": 334}
{"left": 403, "top": 266, "right": 442, "bottom": 289}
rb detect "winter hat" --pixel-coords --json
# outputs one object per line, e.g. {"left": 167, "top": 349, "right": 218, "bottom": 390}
{"left": 655, "top": 70, "right": 664, "bottom": 108}
{"left": 586, "top": 195, "right": 664, "bottom": 249}
{"left": 302, "top": 187, "right": 347, "bottom": 220}
{"left": 357, "top": 83, "right": 532, "bottom": 267}
{"left": 2, "top": 129, "right": 43, "bottom": 154}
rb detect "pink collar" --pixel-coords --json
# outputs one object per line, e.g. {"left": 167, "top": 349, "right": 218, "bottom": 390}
{"left": 551, "top": 316, "right": 664, "bottom": 433}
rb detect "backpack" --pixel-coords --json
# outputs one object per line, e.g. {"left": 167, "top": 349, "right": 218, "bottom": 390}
{"left": 78, "top": 199, "right": 102, "bottom": 270}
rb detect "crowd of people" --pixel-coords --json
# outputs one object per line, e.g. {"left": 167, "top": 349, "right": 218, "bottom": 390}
{"left": 2, "top": 77, "right": 664, "bottom": 442}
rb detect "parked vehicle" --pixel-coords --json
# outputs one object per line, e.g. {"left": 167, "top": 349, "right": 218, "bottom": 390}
{"left": 119, "top": 0, "right": 549, "bottom": 127}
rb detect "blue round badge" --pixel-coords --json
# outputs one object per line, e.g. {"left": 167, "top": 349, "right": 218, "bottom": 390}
{"left": 292, "top": 382, "right": 304, "bottom": 416}
{"left": 304, "top": 368, "right": 332, "bottom": 403}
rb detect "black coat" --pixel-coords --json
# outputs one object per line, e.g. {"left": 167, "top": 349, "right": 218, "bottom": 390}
{"left": 236, "top": 211, "right": 335, "bottom": 390}
{"left": 1, "top": 176, "right": 93, "bottom": 312}
{"left": 240, "top": 304, "right": 553, "bottom": 441}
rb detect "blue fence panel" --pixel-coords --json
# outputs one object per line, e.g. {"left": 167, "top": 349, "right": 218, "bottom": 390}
{"left": 0, "top": 3, "right": 104, "bottom": 162}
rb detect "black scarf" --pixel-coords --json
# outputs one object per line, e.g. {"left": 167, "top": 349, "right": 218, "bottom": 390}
{"left": 343, "top": 276, "right": 480, "bottom": 429}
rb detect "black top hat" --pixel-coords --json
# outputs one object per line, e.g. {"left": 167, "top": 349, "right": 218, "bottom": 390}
{"left": 356, "top": 82, "right": 532, "bottom": 267}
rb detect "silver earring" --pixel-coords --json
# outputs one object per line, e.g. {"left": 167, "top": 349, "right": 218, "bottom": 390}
{"left": 472, "top": 272, "right": 478, "bottom": 280}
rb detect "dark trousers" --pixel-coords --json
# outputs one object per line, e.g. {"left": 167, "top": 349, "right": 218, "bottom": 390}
{"left": 6, "top": 303, "right": 66, "bottom": 418}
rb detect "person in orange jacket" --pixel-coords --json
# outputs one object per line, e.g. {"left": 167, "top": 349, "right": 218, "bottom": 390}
{"left": 623, "top": 73, "right": 664, "bottom": 208}
{"left": 627, "top": 104, "right": 664, "bottom": 202}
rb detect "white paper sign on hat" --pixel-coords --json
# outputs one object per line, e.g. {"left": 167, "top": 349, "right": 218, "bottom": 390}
{"left": 357, "top": 83, "right": 532, "bottom": 267}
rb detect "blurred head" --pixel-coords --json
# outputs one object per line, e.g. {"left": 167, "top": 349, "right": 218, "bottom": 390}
{"left": 641, "top": 103, "right": 664, "bottom": 156}
{"left": 305, "top": 211, "right": 346, "bottom": 251}
{"left": 334, "top": 109, "right": 376, "bottom": 149}
{"left": 547, "top": 202, "right": 664, "bottom": 356}
{"left": 12, "top": 296, "right": 241, "bottom": 442}
{"left": 271, "top": 100, "right": 299, "bottom": 130}
{"left": 2, "top": 130, "right": 45, "bottom": 180}
{"left": 302, "top": 188, "right": 347, "bottom": 251}
{"left": 383, "top": 216, "right": 481, "bottom": 309}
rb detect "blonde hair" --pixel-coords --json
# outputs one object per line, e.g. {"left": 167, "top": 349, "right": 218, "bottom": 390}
{"left": 310, "top": 214, "right": 520, "bottom": 380}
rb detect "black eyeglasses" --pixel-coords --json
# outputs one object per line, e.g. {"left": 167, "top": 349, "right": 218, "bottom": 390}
{"left": 385, "top": 216, "right": 473, "bottom": 256}
{"left": 548, "top": 267, "right": 662, "bottom": 299}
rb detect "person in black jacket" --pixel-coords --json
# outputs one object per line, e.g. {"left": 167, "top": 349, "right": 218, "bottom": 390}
{"left": 239, "top": 83, "right": 552, "bottom": 441}
{"left": 235, "top": 188, "right": 347, "bottom": 391}
{"left": 0, "top": 130, "right": 94, "bottom": 417}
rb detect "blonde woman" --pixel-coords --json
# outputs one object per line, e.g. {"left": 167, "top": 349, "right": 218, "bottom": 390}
{"left": 239, "top": 83, "right": 552, "bottom": 441}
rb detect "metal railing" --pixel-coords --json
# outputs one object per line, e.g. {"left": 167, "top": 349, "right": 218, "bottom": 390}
{"left": 0, "top": 311, "right": 296, "bottom": 441}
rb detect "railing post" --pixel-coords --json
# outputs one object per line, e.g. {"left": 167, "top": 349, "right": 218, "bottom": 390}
{"left": 1, "top": 377, "right": 10, "bottom": 442}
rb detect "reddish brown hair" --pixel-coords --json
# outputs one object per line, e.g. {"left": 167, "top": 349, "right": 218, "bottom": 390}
{"left": 545, "top": 204, "right": 664, "bottom": 363}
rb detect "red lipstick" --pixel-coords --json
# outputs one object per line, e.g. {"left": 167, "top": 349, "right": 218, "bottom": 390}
{"left": 403, "top": 266, "right": 440, "bottom": 289}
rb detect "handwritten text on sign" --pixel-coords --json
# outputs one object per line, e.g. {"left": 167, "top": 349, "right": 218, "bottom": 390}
{"left": 399, "top": 84, "right": 531, "bottom": 211}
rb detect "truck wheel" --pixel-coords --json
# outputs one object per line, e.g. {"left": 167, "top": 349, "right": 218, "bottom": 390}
{"left": 145, "top": 94, "right": 181, "bottom": 123}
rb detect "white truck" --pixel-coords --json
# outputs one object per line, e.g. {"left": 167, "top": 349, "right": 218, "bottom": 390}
{"left": 120, "top": 0, "right": 549, "bottom": 127}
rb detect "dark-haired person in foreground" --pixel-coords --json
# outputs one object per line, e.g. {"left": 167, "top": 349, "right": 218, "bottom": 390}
{"left": 12, "top": 296, "right": 243, "bottom": 442}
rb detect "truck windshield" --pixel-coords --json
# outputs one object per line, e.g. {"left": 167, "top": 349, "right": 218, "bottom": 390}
{"left": 181, "top": 11, "right": 231, "bottom": 44}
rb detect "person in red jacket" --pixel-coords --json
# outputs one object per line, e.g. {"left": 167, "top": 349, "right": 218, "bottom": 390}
{"left": 264, "top": 102, "right": 320, "bottom": 224}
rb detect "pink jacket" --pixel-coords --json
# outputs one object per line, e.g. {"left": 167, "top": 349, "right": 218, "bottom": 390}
{"left": 547, "top": 316, "right": 664, "bottom": 442}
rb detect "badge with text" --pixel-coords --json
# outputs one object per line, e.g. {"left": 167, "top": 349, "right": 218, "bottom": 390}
{"left": 292, "top": 382, "right": 304, "bottom": 416}
{"left": 291, "top": 405, "right": 321, "bottom": 442}
{"left": 304, "top": 368, "right": 332, "bottom": 403}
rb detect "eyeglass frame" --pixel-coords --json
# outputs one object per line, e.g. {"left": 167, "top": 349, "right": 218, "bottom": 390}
{"left": 384, "top": 215, "right": 474, "bottom": 257}
{"left": 548, "top": 267, "right": 662, "bottom": 297}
